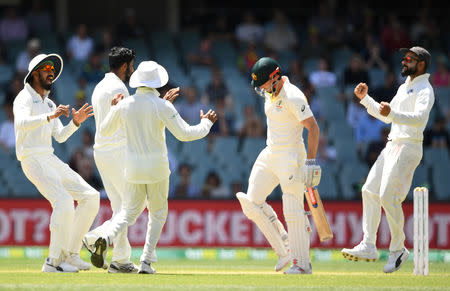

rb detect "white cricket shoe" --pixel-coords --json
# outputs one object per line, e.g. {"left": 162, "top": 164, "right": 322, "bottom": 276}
{"left": 342, "top": 242, "right": 379, "bottom": 262}
{"left": 138, "top": 261, "right": 156, "bottom": 274}
{"left": 284, "top": 263, "right": 312, "bottom": 275}
{"left": 275, "top": 252, "right": 290, "bottom": 272}
{"left": 108, "top": 261, "right": 139, "bottom": 273}
{"left": 383, "top": 247, "right": 409, "bottom": 273}
{"left": 42, "top": 258, "right": 79, "bottom": 273}
{"left": 66, "top": 253, "right": 91, "bottom": 270}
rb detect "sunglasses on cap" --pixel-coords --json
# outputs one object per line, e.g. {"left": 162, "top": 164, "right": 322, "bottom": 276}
{"left": 402, "top": 56, "right": 420, "bottom": 63}
{"left": 38, "top": 63, "right": 55, "bottom": 72}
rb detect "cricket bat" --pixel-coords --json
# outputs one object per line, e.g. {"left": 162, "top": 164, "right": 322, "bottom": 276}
{"left": 305, "top": 187, "right": 333, "bottom": 242}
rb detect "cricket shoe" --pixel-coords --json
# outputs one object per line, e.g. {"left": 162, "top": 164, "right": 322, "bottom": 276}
{"left": 42, "top": 258, "right": 78, "bottom": 273}
{"left": 85, "top": 237, "right": 108, "bottom": 268}
{"left": 341, "top": 242, "right": 379, "bottom": 262}
{"left": 65, "top": 253, "right": 91, "bottom": 270}
{"left": 275, "top": 251, "right": 290, "bottom": 272}
{"left": 108, "top": 261, "right": 139, "bottom": 274}
{"left": 284, "top": 263, "right": 312, "bottom": 275}
{"left": 138, "top": 261, "right": 156, "bottom": 274}
{"left": 383, "top": 247, "right": 409, "bottom": 273}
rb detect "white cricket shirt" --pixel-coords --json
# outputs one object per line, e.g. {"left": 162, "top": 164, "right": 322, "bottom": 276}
{"left": 264, "top": 77, "right": 313, "bottom": 150}
{"left": 360, "top": 73, "right": 434, "bottom": 143}
{"left": 91, "top": 73, "right": 130, "bottom": 151}
{"left": 13, "top": 83, "right": 78, "bottom": 161}
{"left": 100, "top": 87, "right": 213, "bottom": 184}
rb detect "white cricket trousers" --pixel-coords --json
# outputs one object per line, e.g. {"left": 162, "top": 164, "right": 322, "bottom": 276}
{"left": 247, "top": 146, "right": 311, "bottom": 268}
{"left": 361, "top": 140, "right": 422, "bottom": 252}
{"left": 21, "top": 154, "right": 99, "bottom": 262}
{"left": 103, "top": 178, "right": 169, "bottom": 264}
{"left": 89, "top": 147, "right": 132, "bottom": 263}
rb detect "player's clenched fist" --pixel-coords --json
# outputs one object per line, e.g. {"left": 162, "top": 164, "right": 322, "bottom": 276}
{"left": 354, "top": 83, "right": 368, "bottom": 100}
{"left": 379, "top": 102, "right": 391, "bottom": 117}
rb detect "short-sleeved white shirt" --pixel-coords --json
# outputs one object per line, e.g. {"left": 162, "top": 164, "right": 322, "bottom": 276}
{"left": 264, "top": 77, "right": 313, "bottom": 150}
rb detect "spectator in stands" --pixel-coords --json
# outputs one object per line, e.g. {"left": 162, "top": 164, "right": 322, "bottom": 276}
{"left": 6, "top": 73, "right": 24, "bottom": 102}
{"left": 308, "top": 2, "right": 334, "bottom": 41}
{"left": 364, "top": 37, "right": 389, "bottom": 72}
{"left": 235, "top": 11, "right": 264, "bottom": 45}
{"left": 187, "top": 35, "right": 215, "bottom": 67}
{"left": 203, "top": 68, "right": 231, "bottom": 105}
{"left": 116, "top": 8, "right": 146, "bottom": 42}
{"left": 431, "top": 56, "right": 450, "bottom": 87}
{"left": 347, "top": 94, "right": 367, "bottom": 133}
{"left": 80, "top": 50, "right": 108, "bottom": 84}
{"left": 0, "top": 7, "right": 28, "bottom": 43}
{"left": 0, "top": 101, "right": 15, "bottom": 153}
{"left": 263, "top": 9, "right": 298, "bottom": 53}
{"left": 68, "top": 148, "right": 84, "bottom": 173}
{"left": 236, "top": 104, "right": 265, "bottom": 138}
{"left": 210, "top": 98, "right": 233, "bottom": 137}
{"left": 79, "top": 129, "right": 94, "bottom": 159}
{"left": 26, "top": 0, "right": 51, "bottom": 35}
{"left": 201, "top": 171, "right": 230, "bottom": 199}
{"left": 355, "top": 114, "right": 385, "bottom": 154}
{"left": 316, "top": 133, "right": 337, "bottom": 166}
{"left": 207, "top": 14, "right": 234, "bottom": 42}
{"left": 365, "top": 126, "right": 389, "bottom": 168}
{"left": 176, "top": 86, "right": 207, "bottom": 124}
{"left": 302, "top": 81, "right": 324, "bottom": 123}
{"left": 287, "top": 58, "right": 308, "bottom": 88}
{"left": 237, "top": 41, "right": 259, "bottom": 76}
{"left": 380, "top": 14, "right": 410, "bottom": 57}
{"left": 171, "top": 163, "right": 200, "bottom": 199}
{"left": 77, "top": 157, "right": 103, "bottom": 191}
{"left": 66, "top": 24, "right": 94, "bottom": 62}
{"left": 16, "top": 38, "right": 41, "bottom": 76}
{"left": 231, "top": 180, "right": 244, "bottom": 194}
{"left": 371, "top": 70, "right": 398, "bottom": 103}
{"left": 308, "top": 57, "right": 337, "bottom": 88}
{"left": 424, "top": 116, "right": 450, "bottom": 149}
{"left": 343, "top": 53, "right": 370, "bottom": 88}
{"left": 300, "top": 26, "right": 327, "bottom": 60}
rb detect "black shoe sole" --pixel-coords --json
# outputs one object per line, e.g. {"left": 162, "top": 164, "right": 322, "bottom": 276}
{"left": 91, "top": 238, "right": 107, "bottom": 268}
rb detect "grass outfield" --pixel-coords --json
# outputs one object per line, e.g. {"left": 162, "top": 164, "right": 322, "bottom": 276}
{"left": 0, "top": 257, "right": 449, "bottom": 290}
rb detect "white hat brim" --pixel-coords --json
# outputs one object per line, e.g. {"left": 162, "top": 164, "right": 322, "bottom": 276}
{"left": 129, "top": 63, "right": 169, "bottom": 88}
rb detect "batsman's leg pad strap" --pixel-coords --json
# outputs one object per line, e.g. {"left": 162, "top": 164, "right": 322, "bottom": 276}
{"left": 236, "top": 192, "right": 288, "bottom": 256}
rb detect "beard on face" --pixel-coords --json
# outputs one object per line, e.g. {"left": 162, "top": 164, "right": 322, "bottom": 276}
{"left": 401, "top": 64, "right": 417, "bottom": 77}
{"left": 38, "top": 74, "right": 52, "bottom": 90}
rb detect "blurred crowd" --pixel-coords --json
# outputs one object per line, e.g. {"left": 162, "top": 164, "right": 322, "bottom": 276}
{"left": 0, "top": 1, "right": 449, "bottom": 201}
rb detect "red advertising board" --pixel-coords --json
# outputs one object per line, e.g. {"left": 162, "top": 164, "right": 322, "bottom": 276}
{"left": 0, "top": 199, "right": 449, "bottom": 249}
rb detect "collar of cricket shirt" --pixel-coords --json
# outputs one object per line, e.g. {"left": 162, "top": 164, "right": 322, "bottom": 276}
{"left": 135, "top": 86, "right": 160, "bottom": 97}
{"left": 406, "top": 73, "right": 430, "bottom": 86}
{"left": 25, "top": 83, "right": 49, "bottom": 103}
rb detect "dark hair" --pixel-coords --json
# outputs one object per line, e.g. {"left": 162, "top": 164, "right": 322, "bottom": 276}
{"left": 108, "top": 46, "right": 135, "bottom": 70}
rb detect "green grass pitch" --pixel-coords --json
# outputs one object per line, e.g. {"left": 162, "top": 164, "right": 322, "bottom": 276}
{"left": 0, "top": 255, "right": 449, "bottom": 290}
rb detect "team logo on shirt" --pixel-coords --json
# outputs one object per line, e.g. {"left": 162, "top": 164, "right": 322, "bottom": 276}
{"left": 251, "top": 73, "right": 257, "bottom": 81}
{"left": 301, "top": 105, "right": 305, "bottom": 112}
{"left": 275, "top": 100, "right": 283, "bottom": 110}
{"left": 407, "top": 89, "right": 414, "bottom": 94}
{"left": 47, "top": 102, "right": 53, "bottom": 108}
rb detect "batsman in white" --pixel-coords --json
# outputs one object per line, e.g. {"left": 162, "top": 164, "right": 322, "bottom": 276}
{"left": 13, "top": 54, "right": 99, "bottom": 272}
{"left": 236, "top": 57, "right": 321, "bottom": 274}
{"left": 342, "top": 46, "right": 435, "bottom": 273}
{"left": 86, "top": 47, "right": 138, "bottom": 273}
{"left": 83, "top": 61, "right": 217, "bottom": 274}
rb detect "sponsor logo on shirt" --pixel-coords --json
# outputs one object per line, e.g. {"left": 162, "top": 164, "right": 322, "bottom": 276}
{"left": 47, "top": 102, "right": 53, "bottom": 109}
{"left": 169, "top": 112, "right": 179, "bottom": 119}
{"left": 275, "top": 100, "right": 283, "bottom": 111}
{"left": 301, "top": 105, "right": 305, "bottom": 112}
{"left": 407, "top": 89, "right": 414, "bottom": 94}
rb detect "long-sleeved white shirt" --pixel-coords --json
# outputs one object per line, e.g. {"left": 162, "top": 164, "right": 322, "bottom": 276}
{"left": 100, "top": 87, "right": 213, "bottom": 184}
{"left": 360, "top": 73, "right": 434, "bottom": 143}
{"left": 13, "top": 83, "right": 78, "bottom": 161}
{"left": 91, "top": 72, "right": 130, "bottom": 151}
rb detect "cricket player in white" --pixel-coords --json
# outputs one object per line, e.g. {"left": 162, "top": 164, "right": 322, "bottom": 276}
{"left": 236, "top": 57, "right": 321, "bottom": 274}
{"left": 87, "top": 47, "right": 137, "bottom": 273}
{"left": 342, "top": 47, "right": 434, "bottom": 273}
{"left": 83, "top": 61, "right": 217, "bottom": 274}
{"left": 14, "top": 54, "right": 99, "bottom": 272}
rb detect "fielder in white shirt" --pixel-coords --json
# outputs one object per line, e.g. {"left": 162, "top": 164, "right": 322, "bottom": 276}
{"left": 236, "top": 57, "right": 321, "bottom": 274}
{"left": 86, "top": 47, "right": 138, "bottom": 273}
{"left": 13, "top": 54, "right": 99, "bottom": 273}
{"left": 83, "top": 61, "right": 217, "bottom": 274}
{"left": 342, "top": 47, "right": 435, "bottom": 273}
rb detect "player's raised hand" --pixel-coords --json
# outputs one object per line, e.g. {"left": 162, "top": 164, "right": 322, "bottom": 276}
{"left": 163, "top": 87, "right": 180, "bottom": 103}
{"left": 354, "top": 83, "right": 368, "bottom": 100}
{"left": 111, "top": 93, "right": 124, "bottom": 106}
{"left": 72, "top": 103, "right": 94, "bottom": 126}
{"left": 51, "top": 104, "right": 70, "bottom": 119}
{"left": 379, "top": 102, "right": 391, "bottom": 117}
{"left": 200, "top": 109, "right": 218, "bottom": 123}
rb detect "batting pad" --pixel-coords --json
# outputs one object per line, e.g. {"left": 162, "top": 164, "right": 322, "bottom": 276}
{"left": 236, "top": 192, "right": 288, "bottom": 256}
{"left": 282, "top": 193, "right": 311, "bottom": 268}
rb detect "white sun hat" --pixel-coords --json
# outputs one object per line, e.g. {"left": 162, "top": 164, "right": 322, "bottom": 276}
{"left": 23, "top": 53, "right": 63, "bottom": 85}
{"left": 129, "top": 61, "right": 169, "bottom": 89}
